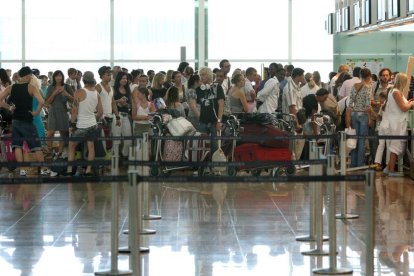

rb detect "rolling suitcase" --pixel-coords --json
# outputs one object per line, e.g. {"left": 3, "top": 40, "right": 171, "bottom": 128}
{"left": 234, "top": 143, "right": 291, "bottom": 170}
{"left": 239, "top": 124, "right": 290, "bottom": 148}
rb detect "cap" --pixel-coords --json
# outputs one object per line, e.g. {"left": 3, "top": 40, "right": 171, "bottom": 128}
{"left": 18, "top": 66, "right": 33, "bottom": 77}
{"left": 82, "top": 71, "right": 96, "bottom": 84}
{"left": 98, "top": 66, "right": 112, "bottom": 77}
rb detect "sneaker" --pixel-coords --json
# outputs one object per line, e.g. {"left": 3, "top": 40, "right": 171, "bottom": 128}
{"left": 49, "top": 171, "right": 58, "bottom": 177}
{"left": 20, "top": 169, "right": 27, "bottom": 176}
{"left": 39, "top": 169, "right": 58, "bottom": 177}
{"left": 383, "top": 167, "right": 389, "bottom": 175}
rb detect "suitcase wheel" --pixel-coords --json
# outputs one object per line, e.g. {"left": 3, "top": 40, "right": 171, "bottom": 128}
{"left": 150, "top": 167, "right": 160, "bottom": 176}
{"left": 227, "top": 166, "right": 237, "bottom": 177}
{"left": 272, "top": 167, "right": 285, "bottom": 177}
{"left": 286, "top": 164, "right": 296, "bottom": 175}
{"left": 251, "top": 169, "right": 261, "bottom": 176}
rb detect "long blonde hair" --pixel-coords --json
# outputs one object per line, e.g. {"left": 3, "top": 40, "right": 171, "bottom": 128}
{"left": 393, "top": 72, "right": 408, "bottom": 93}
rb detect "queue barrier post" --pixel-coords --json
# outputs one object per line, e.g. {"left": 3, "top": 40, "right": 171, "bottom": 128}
{"left": 313, "top": 154, "right": 353, "bottom": 275}
{"left": 302, "top": 146, "right": 329, "bottom": 256}
{"left": 95, "top": 145, "right": 132, "bottom": 275}
{"left": 336, "top": 131, "right": 359, "bottom": 220}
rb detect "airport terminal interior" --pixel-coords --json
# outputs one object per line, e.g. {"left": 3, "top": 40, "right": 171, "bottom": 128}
{"left": 2, "top": 0, "right": 414, "bottom": 275}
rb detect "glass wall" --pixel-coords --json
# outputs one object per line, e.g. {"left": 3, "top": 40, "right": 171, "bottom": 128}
{"left": 0, "top": 0, "right": 22, "bottom": 60}
{"left": 0, "top": 0, "right": 333, "bottom": 77}
{"left": 114, "top": 0, "right": 194, "bottom": 61}
{"left": 25, "top": 0, "right": 110, "bottom": 60}
{"left": 208, "top": 0, "right": 289, "bottom": 62}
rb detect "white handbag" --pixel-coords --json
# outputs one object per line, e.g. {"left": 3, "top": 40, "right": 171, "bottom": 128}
{"left": 345, "top": 127, "right": 357, "bottom": 150}
{"left": 167, "top": 117, "right": 196, "bottom": 136}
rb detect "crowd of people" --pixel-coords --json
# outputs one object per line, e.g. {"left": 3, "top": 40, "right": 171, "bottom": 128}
{"left": 0, "top": 60, "right": 412, "bottom": 177}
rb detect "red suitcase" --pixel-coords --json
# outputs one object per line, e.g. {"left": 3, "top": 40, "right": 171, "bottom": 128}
{"left": 239, "top": 123, "right": 290, "bottom": 148}
{"left": 234, "top": 143, "right": 291, "bottom": 170}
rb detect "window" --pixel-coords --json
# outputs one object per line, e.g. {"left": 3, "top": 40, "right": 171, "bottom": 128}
{"left": 378, "top": 0, "right": 386, "bottom": 21}
{"left": 292, "top": 0, "right": 333, "bottom": 59}
{"left": 409, "top": 0, "right": 414, "bottom": 13}
{"left": 114, "top": 0, "right": 194, "bottom": 60}
{"left": 362, "top": 0, "right": 371, "bottom": 26}
{"left": 0, "top": 0, "right": 22, "bottom": 60}
{"left": 388, "top": 0, "right": 400, "bottom": 19}
{"left": 208, "top": 0, "right": 288, "bottom": 61}
{"left": 336, "top": 10, "right": 341, "bottom": 32}
{"left": 342, "top": 6, "right": 350, "bottom": 31}
{"left": 25, "top": 0, "right": 110, "bottom": 60}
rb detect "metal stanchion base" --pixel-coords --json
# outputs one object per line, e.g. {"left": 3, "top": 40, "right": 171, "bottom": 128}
{"left": 118, "top": 246, "right": 150, "bottom": 254}
{"left": 122, "top": 229, "right": 157, "bottom": 235}
{"left": 142, "top": 214, "right": 162, "bottom": 220}
{"left": 95, "top": 269, "right": 132, "bottom": 276}
{"left": 313, "top": 267, "right": 353, "bottom": 275}
{"left": 336, "top": 213, "right": 359, "bottom": 219}
{"left": 296, "top": 235, "right": 329, "bottom": 242}
{"left": 301, "top": 248, "right": 330, "bottom": 256}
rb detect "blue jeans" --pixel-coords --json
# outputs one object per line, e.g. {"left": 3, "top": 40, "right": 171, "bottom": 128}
{"left": 198, "top": 122, "right": 218, "bottom": 154}
{"left": 351, "top": 112, "right": 368, "bottom": 167}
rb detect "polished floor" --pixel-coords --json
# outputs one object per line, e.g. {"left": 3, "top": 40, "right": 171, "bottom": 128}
{"left": 0, "top": 168, "right": 414, "bottom": 276}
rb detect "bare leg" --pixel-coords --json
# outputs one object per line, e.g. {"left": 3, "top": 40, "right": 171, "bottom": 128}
{"left": 34, "top": 150, "right": 47, "bottom": 171}
{"left": 46, "top": 130, "right": 55, "bottom": 153}
{"left": 58, "top": 131, "right": 69, "bottom": 155}
{"left": 388, "top": 152, "right": 397, "bottom": 173}
{"left": 15, "top": 148, "right": 23, "bottom": 171}
{"left": 85, "top": 141, "right": 95, "bottom": 174}
{"left": 66, "top": 141, "right": 78, "bottom": 173}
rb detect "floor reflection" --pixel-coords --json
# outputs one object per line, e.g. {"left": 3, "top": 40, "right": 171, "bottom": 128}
{"left": 0, "top": 173, "right": 414, "bottom": 275}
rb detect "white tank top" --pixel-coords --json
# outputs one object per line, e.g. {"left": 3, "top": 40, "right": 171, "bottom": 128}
{"left": 77, "top": 88, "right": 98, "bottom": 129}
{"left": 97, "top": 83, "right": 114, "bottom": 116}
{"left": 136, "top": 101, "right": 151, "bottom": 124}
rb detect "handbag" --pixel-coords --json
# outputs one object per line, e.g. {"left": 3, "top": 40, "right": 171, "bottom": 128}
{"left": 345, "top": 127, "right": 357, "bottom": 149}
{"left": 167, "top": 117, "right": 196, "bottom": 136}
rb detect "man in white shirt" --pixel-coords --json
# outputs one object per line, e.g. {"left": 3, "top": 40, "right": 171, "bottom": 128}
{"left": 244, "top": 67, "right": 257, "bottom": 112}
{"left": 219, "top": 59, "right": 231, "bottom": 94}
{"left": 96, "top": 66, "right": 121, "bottom": 153}
{"left": 282, "top": 67, "right": 305, "bottom": 160}
{"left": 338, "top": 67, "right": 361, "bottom": 99}
{"left": 257, "top": 63, "right": 280, "bottom": 113}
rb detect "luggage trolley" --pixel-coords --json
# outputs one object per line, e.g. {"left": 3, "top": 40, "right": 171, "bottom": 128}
{"left": 150, "top": 111, "right": 209, "bottom": 176}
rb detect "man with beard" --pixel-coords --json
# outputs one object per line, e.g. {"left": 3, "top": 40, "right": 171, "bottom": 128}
{"left": 369, "top": 68, "right": 393, "bottom": 164}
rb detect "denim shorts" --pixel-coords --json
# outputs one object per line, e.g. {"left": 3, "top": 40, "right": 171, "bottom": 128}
{"left": 11, "top": 120, "right": 42, "bottom": 151}
{"left": 72, "top": 125, "right": 98, "bottom": 142}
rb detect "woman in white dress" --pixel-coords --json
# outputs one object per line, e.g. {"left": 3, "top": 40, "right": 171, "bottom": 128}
{"left": 384, "top": 73, "right": 414, "bottom": 176}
